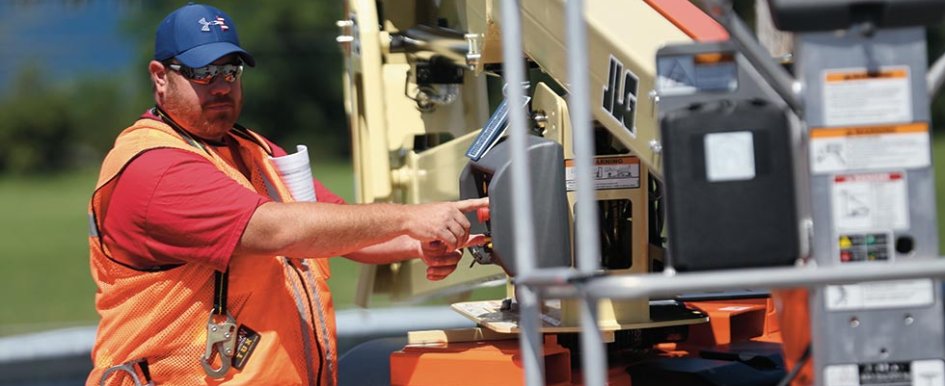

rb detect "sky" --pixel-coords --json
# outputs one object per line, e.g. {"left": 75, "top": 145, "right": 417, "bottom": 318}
{"left": 0, "top": 0, "right": 137, "bottom": 93}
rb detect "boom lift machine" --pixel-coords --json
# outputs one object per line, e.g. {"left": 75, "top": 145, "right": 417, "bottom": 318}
{"left": 338, "top": 0, "right": 945, "bottom": 385}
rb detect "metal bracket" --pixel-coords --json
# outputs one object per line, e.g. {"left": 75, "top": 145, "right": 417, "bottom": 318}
{"left": 465, "top": 33, "right": 482, "bottom": 70}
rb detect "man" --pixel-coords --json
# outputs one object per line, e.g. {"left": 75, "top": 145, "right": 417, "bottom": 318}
{"left": 87, "top": 4, "right": 487, "bottom": 385}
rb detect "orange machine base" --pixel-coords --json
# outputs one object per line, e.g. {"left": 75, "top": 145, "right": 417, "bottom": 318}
{"left": 390, "top": 337, "right": 634, "bottom": 386}
{"left": 390, "top": 298, "right": 789, "bottom": 386}
{"left": 390, "top": 338, "right": 584, "bottom": 386}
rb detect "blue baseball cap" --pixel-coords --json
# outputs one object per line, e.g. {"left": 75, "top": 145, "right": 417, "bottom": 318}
{"left": 154, "top": 3, "right": 255, "bottom": 68}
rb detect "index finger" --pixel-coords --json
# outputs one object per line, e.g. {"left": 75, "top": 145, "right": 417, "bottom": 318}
{"left": 453, "top": 197, "right": 489, "bottom": 213}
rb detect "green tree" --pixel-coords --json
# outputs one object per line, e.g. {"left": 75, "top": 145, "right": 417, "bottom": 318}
{"left": 0, "top": 63, "right": 135, "bottom": 174}
{"left": 126, "top": 1, "right": 348, "bottom": 162}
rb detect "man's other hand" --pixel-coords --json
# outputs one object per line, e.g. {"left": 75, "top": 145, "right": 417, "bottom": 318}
{"left": 421, "top": 234, "right": 490, "bottom": 281}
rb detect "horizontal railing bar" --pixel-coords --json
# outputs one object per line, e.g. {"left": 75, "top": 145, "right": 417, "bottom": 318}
{"left": 526, "top": 258, "right": 945, "bottom": 300}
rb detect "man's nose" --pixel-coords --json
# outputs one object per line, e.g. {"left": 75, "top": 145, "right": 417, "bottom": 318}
{"left": 208, "top": 76, "right": 232, "bottom": 96}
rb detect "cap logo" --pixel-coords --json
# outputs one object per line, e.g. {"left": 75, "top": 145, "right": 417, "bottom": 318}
{"left": 198, "top": 16, "right": 230, "bottom": 32}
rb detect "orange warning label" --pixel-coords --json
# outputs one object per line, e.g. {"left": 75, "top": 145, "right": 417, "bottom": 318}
{"left": 825, "top": 69, "right": 908, "bottom": 82}
{"left": 810, "top": 122, "right": 930, "bottom": 174}
{"left": 810, "top": 122, "right": 928, "bottom": 138}
{"left": 564, "top": 156, "right": 639, "bottom": 167}
{"left": 564, "top": 156, "right": 640, "bottom": 191}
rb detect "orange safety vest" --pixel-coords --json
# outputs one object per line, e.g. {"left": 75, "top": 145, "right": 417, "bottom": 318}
{"left": 87, "top": 119, "right": 337, "bottom": 386}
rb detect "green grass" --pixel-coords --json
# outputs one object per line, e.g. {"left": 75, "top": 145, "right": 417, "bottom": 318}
{"left": 8, "top": 136, "right": 945, "bottom": 336}
{"left": 0, "top": 170, "right": 99, "bottom": 335}
{"left": 0, "top": 161, "right": 361, "bottom": 336}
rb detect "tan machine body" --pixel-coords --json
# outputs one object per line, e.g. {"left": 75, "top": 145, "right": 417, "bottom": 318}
{"left": 340, "top": 0, "right": 721, "bottom": 328}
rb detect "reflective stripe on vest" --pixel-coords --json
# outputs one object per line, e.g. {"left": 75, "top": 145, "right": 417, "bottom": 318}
{"left": 87, "top": 119, "right": 336, "bottom": 386}
{"left": 284, "top": 259, "right": 320, "bottom": 386}
{"left": 302, "top": 260, "right": 335, "bottom": 381}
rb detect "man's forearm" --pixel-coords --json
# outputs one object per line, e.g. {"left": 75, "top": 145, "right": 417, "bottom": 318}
{"left": 235, "top": 196, "right": 487, "bottom": 260}
{"left": 344, "top": 235, "right": 422, "bottom": 264}
{"left": 236, "top": 201, "right": 410, "bottom": 258}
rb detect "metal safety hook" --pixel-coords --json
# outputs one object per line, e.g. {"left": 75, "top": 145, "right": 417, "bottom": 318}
{"left": 199, "top": 312, "right": 238, "bottom": 378}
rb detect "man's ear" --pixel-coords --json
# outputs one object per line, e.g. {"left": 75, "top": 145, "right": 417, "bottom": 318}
{"left": 149, "top": 60, "right": 168, "bottom": 90}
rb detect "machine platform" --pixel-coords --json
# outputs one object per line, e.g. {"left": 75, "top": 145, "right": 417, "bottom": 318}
{"left": 451, "top": 299, "right": 709, "bottom": 333}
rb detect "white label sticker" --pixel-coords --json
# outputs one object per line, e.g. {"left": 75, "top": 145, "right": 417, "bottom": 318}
{"left": 810, "top": 124, "right": 930, "bottom": 174}
{"left": 831, "top": 172, "right": 909, "bottom": 231}
{"left": 704, "top": 131, "right": 755, "bottom": 182}
{"left": 912, "top": 360, "right": 945, "bottom": 386}
{"left": 825, "top": 364, "right": 860, "bottom": 386}
{"left": 824, "top": 360, "right": 945, "bottom": 386}
{"left": 565, "top": 157, "right": 640, "bottom": 192}
{"left": 823, "top": 67, "right": 912, "bottom": 127}
{"left": 826, "top": 279, "right": 934, "bottom": 311}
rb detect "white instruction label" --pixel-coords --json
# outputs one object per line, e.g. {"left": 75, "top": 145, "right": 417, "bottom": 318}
{"left": 565, "top": 156, "right": 640, "bottom": 192}
{"left": 824, "top": 360, "right": 945, "bottom": 386}
{"left": 822, "top": 67, "right": 912, "bottom": 127}
{"left": 810, "top": 123, "right": 930, "bottom": 174}
{"left": 705, "top": 131, "right": 755, "bottom": 182}
{"left": 826, "top": 279, "right": 934, "bottom": 311}
{"left": 831, "top": 172, "right": 909, "bottom": 231}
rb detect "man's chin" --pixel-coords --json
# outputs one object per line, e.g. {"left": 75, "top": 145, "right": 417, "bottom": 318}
{"left": 206, "top": 111, "right": 236, "bottom": 125}
{"left": 202, "top": 117, "right": 236, "bottom": 135}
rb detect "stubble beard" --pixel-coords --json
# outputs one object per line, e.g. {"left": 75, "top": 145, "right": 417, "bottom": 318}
{"left": 163, "top": 81, "right": 240, "bottom": 140}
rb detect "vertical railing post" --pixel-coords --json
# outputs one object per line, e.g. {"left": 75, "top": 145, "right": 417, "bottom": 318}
{"left": 564, "top": 0, "right": 607, "bottom": 385}
{"left": 499, "top": 1, "right": 544, "bottom": 385}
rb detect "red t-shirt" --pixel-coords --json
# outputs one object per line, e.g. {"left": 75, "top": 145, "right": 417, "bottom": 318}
{"left": 102, "top": 117, "right": 345, "bottom": 272}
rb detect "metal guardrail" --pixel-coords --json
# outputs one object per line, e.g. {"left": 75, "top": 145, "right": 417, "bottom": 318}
{"left": 0, "top": 306, "right": 474, "bottom": 386}
{"left": 523, "top": 259, "right": 945, "bottom": 299}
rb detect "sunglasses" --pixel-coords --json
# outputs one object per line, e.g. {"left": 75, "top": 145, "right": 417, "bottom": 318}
{"left": 167, "top": 62, "right": 243, "bottom": 85}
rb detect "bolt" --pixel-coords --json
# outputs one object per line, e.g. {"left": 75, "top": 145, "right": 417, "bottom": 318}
{"left": 849, "top": 317, "right": 860, "bottom": 328}
{"left": 532, "top": 112, "right": 548, "bottom": 129}
{"left": 211, "top": 326, "right": 218, "bottom": 332}
{"left": 225, "top": 333, "right": 231, "bottom": 339}
{"left": 905, "top": 314, "right": 915, "bottom": 326}
{"left": 649, "top": 140, "right": 662, "bottom": 154}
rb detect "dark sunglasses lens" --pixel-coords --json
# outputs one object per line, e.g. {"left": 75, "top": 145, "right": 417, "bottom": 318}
{"left": 189, "top": 67, "right": 216, "bottom": 83}
{"left": 200, "top": 65, "right": 241, "bottom": 83}
{"left": 222, "top": 65, "right": 242, "bottom": 82}
{"left": 175, "top": 63, "right": 242, "bottom": 84}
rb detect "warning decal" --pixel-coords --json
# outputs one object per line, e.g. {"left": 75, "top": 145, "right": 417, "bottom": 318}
{"left": 810, "top": 123, "right": 930, "bottom": 174}
{"left": 822, "top": 67, "right": 912, "bottom": 127}
{"left": 565, "top": 156, "right": 640, "bottom": 192}
{"left": 830, "top": 172, "right": 909, "bottom": 232}
{"left": 826, "top": 279, "right": 934, "bottom": 311}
